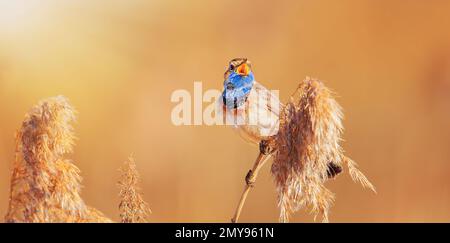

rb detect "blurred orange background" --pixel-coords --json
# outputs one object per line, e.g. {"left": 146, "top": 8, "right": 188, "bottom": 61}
{"left": 1, "top": 0, "right": 450, "bottom": 222}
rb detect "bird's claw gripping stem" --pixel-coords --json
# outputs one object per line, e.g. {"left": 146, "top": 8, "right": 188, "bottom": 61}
{"left": 259, "top": 140, "right": 275, "bottom": 155}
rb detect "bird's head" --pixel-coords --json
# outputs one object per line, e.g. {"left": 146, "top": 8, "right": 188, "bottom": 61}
{"left": 222, "top": 58, "right": 255, "bottom": 109}
{"left": 224, "top": 58, "right": 253, "bottom": 80}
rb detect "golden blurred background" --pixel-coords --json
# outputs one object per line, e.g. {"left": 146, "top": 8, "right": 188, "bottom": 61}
{"left": 1, "top": 0, "right": 450, "bottom": 222}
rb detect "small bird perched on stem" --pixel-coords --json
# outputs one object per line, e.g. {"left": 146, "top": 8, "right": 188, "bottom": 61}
{"left": 220, "top": 58, "right": 374, "bottom": 223}
{"left": 221, "top": 58, "right": 281, "bottom": 222}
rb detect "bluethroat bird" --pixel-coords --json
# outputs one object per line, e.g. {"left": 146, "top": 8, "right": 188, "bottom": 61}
{"left": 219, "top": 58, "right": 283, "bottom": 195}
{"left": 221, "top": 58, "right": 281, "bottom": 146}
{"left": 220, "top": 58, "right": 286, "bottom": 222}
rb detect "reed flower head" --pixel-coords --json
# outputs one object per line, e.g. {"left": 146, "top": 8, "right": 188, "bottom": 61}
{"left": 5, "top": 96, "right": 111, "bottom": 223}
{"left": 118, "top": 155, "right": 151, "bottom": 223}
{"left": 271, "top": 77, "right": 375, "bottom": 222}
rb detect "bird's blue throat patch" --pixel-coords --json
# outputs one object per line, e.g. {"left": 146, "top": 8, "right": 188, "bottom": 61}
{"left": 222, "top": 71, "right": 255, "bottom": 109}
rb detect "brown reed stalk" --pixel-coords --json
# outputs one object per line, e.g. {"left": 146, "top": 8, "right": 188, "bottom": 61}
{"left": 271, "top": 77, "right": 375, "bottom": 222}
{"left": 118, "top": 155, "right": 151, "bottom": 223}
{"left": 231, "top": 152, "right": 272, "bottom": 223}
{"left": 4, "top": 96, "right": 112, "bottom": 223}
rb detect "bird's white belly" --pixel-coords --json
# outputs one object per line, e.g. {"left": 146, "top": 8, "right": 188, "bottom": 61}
{"left": 225, "top": 82, "right": 282, "bottom": 144}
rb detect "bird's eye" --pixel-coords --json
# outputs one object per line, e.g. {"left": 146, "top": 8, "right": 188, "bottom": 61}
{"left": 229, "top": 64, "right": 235, "bottom": 70}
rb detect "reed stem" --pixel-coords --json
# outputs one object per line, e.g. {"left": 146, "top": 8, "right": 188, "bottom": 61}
{"left": 231, "top": 152, "right": 271, "bottom": 223}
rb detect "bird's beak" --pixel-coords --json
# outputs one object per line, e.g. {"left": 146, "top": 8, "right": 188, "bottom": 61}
{"left": 236, "top": 63, "right": 250, "bottom": 76}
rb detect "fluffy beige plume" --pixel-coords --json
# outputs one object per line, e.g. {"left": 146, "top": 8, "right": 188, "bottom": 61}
{"left": 271, "top": 77, "right": 375, "bottom": 222}
{"left": 118, "top": 155, "right": 151, "bottom": 223}
{"left": 4, "top": 96, "right": 112, "bottom": 223}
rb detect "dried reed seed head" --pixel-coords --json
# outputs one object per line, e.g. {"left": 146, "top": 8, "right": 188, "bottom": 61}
{"left": 5, "top": 96, "right": 112, "bottom": 223}
{"left": 273, "top": 77, "right": 344, "bottom": 183}
{"left": 18, "top": 95, "right": 76, "bottom": 165}
{"left": 272, "top": 77, "right": 361, "bottom": 222}
{"left": 118, "top": 155, "right": 151, "bottom": 223}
